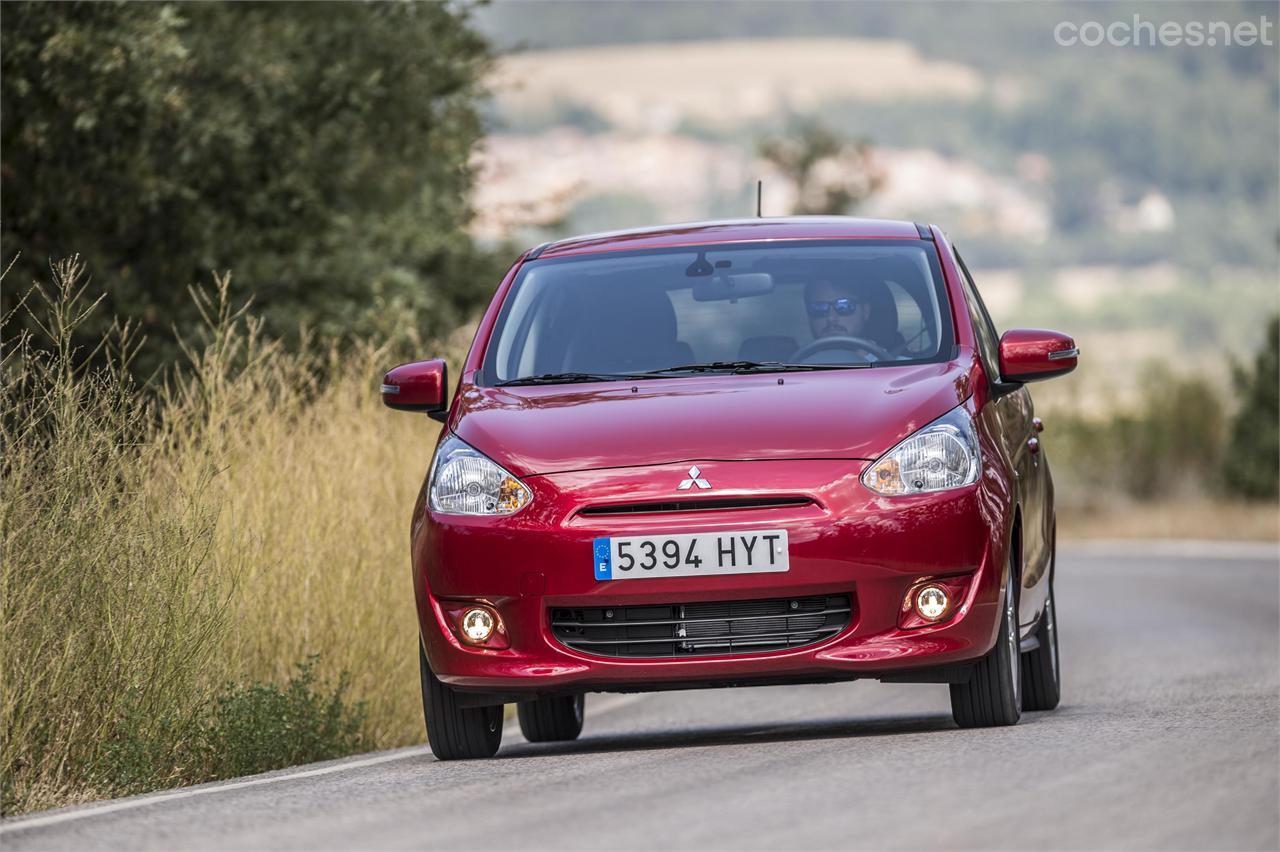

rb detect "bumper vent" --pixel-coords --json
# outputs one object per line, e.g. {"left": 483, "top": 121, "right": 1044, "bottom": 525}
{"left": 550, "top": 594, "right": 851, "bottom": 659}
{"left": 578, "top": 496, "right": 812, "bottom": 516}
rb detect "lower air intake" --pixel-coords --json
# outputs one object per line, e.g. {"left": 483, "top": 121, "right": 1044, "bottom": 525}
{"left": 550, "top": 594, "right": 852, "bottom": 659}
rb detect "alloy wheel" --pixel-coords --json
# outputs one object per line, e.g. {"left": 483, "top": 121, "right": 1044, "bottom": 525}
{"left": 1005, "top": 576, "right": 1021, "bottom": 707}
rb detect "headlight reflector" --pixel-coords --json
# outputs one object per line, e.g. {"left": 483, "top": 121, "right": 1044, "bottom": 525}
{"left": 429, "top": 434, "right": 531, "bottom": 515}
{"left": 862, "top": 406, "right": 980, "bottom": 495}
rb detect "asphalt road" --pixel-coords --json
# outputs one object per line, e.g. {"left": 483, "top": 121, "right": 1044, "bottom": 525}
{"left": 5, "top": 542, "right": 1278, "bottom": 851}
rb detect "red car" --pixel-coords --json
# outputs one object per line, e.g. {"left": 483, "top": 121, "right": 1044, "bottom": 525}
{"left": 382, "top": 217, "right": 1077, "bottom": 759}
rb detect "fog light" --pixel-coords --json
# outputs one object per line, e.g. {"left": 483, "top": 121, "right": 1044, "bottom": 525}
{"left": 460, "top": 607, "right": 496, "bottom": 644}
{"left": 914, "top": 585, "right": 950, "bottom": 622}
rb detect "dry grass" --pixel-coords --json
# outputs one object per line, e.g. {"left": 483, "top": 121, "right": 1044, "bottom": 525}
{"left": 194, "top": 359, "right": 433, "bottom": 743}
{"left": 2, "top": 260, "right": 455, "bottom": 813}
{"left": 3, "top": 261, "right": 228, "bottom": 810}
{"left": 1059, "top": 499, "right": 1279, "bottom": 543}
{"left": 165, "top": 290, "right": 438, "bottom": 749}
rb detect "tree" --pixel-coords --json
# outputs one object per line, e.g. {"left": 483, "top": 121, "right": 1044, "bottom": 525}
{"left": 759, "top": 119, "right": 884, "bottom": 216}
{"left": 1224, "top": 316, "right": 1279, "bottom": 500}
{"left": 2, "top": 2, "right": 497, "bottom": 371}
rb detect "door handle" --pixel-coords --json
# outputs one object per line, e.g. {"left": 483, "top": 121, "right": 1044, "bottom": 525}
{"left": 1026, "top": 437, "right": 1040, "bottom": 455}
{"left": 1032, "top": 417, "right": 1044, "bottom": 433}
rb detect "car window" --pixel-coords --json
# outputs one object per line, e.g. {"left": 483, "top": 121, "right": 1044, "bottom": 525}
{"left": 953, "top": 248, "right": 1002, "bottom": 381}
{"left": 483, "top": 241, "right": 954, "bottom": 384}
{"left": 886, "top": 279, "right": 935, "bottom": 355}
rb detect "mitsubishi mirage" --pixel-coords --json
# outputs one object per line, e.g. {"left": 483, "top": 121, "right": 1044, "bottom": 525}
{"left": 381, "top": 218, "right": 1078, "bottom": 759}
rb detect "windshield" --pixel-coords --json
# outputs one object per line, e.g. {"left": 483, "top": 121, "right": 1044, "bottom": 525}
{"left": 482, "top": 240, "right": 954, "bottom": 386}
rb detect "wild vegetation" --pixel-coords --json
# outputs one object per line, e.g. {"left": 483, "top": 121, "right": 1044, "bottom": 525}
{"left": 1049, "top": 348, "right": 1278, "bottom": 503}
{"left": 1041, "top": 314, "right": 1277, "bottom": 540}
{"left": 1, "top": 1, "right": 502, "bottom": 375}
{"left": 1, "top": 260, "right": 454, "bottom": 813}
{"left": 1224, "top": 317, "right": 1280, "bottom": 500}
{"left": 1, "top": 0, "right": 489, "bottom": 815}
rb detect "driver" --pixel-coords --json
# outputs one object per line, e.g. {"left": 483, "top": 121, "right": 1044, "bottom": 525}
{"left": 805, "top": 278, "right": 873, "bottom": 342}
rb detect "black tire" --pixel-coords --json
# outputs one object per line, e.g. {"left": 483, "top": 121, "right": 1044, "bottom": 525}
{"left": 517, "top": 694, "right": 585, "bottom": 742}
{"left": 419, "top": 646, "right": 502, "bottom": 760}
{"left": 950, "top": 557, "right": 1022, "bottom": 728}
{"left": 1021, "top": 572, "right": 1061, "bottom": 712}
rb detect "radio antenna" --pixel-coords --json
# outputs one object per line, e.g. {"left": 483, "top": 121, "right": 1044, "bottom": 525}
{"left": 756, "top": 180, "right": 763, "bottom": 218}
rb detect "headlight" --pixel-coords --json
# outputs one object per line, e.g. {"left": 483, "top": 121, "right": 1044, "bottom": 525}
{"left": 862, "top": 406, "right": 980, "bottom": 496}
{"left": 428, "top": 433, "right": 532, "bottom": 516}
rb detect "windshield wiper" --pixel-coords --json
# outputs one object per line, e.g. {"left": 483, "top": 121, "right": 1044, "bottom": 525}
{"left": 496, "top": 371, "right": 644, "bottom": 387}
{"left": 498, "top": 361, "right": 872, "bottom": 386}
{"left": 642, "top": 360, "right": 871, "bottom": 375}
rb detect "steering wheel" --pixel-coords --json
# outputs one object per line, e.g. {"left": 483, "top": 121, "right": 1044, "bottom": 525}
{"left": 791, "top": 335, "right": 893, "bottom": 363}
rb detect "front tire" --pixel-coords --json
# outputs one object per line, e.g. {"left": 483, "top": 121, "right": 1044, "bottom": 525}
{"left": 950, "top": 557, "right": 1022, "bottom": 728}
{"left": 1021, "top": 575, "right": 1061, "bottom": 711}
{"left": 419, "top": 647, "right": 503, "bottom": 760}
{"left": 517, "top": 694, "right": 585, "bottom": 742}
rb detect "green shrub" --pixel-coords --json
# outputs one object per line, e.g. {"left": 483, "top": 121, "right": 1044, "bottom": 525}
{"left": 91, "top": 693, "right": 204, "bottom": 799}
{"left": 1224, "top": 316, "right": 1280, "bottom": 500}
{"left": 86, "top": 660, "right": 365, "bottom": 802}
{"left": 1123, "top": 366, "right": 1227, "bottom": 499}
{"left": 199, "top": 658, "right": 365, "bottom": 780}
{"left": 1049, "top": 364, "right": 1227, "bottom": 505}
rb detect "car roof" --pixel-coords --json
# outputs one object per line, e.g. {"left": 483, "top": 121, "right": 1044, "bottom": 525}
{"left": 534, "top": 217, "right": 930, "bottom": 260}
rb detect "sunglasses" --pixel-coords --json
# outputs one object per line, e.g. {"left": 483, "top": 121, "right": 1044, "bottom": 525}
{"left": 807, "top": 298, "right": 863, "bottom": 318}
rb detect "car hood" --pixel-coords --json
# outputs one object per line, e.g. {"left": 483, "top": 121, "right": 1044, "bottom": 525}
{"left": 452, "top": 360, "right": 974, "bottom": 477}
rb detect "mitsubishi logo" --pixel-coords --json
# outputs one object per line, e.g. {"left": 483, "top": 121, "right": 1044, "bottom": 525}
{"left": 677, "top": 465, "right": 711, "bottom": 490}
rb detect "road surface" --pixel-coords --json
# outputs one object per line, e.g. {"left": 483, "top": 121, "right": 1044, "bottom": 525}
{"left": 4, "top": 542, "right": 1278, "bottom": 850}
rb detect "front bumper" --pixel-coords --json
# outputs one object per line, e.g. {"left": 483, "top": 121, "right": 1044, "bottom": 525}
{"left": 411, "top": 459, "right": 1010, "bottom": 694}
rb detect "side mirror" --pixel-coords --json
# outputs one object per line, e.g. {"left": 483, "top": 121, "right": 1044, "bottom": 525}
{"left": 381, "top": 359, "right": 449, "bottom": 421}
{"left": 998, "top": 329, "right": 1078, "bottom": 382}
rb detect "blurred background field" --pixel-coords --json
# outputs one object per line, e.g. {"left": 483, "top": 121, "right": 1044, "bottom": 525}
{"left": 2, "top": 0, "right": 1276, "bottom": 816}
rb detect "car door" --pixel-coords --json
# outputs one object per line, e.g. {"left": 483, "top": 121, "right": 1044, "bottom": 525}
{"left": 953, "top": 249, "right": 1050, "bottom": 628}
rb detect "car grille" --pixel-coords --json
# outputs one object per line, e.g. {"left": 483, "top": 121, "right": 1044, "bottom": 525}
{"left": 578, "top": 496, "right": 812, "bottom": 516}
{"left": 550, "top": 594, "right": 852, "bottom": 659}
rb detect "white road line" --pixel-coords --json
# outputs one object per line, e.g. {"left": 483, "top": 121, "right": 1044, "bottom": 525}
{"left": 0, "top": 748, "right": 431, "bottom": 833}
{"left": 1, "top": 692, "right": 647, "bottom": 834}
{"left": 1061, "top": 538, "right": 1278, "bottom": 561}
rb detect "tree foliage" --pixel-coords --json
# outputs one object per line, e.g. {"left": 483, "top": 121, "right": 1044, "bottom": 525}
{"left": 2, "top": 2, "right": 498, "bottom": 371}
{"left": 1224, "top": 315, "right": 1280, "bottom": 500}
{"left": 759, "top": 120, "right": 884, "bottom": 215}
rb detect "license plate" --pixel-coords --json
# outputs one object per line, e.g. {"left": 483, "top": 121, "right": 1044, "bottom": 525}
{"left": 592, "top": 530, "right": 789, "bottom": 581}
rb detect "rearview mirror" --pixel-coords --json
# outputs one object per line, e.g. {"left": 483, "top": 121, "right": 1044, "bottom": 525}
{"left": 381, "top": 359, "right": 449, "bottom": 421}
{"left": 998, "top": 329, "right": 1078, "bottom": 382}
{"left": 692, "top": 272, "right": 774, "bottom": 302}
